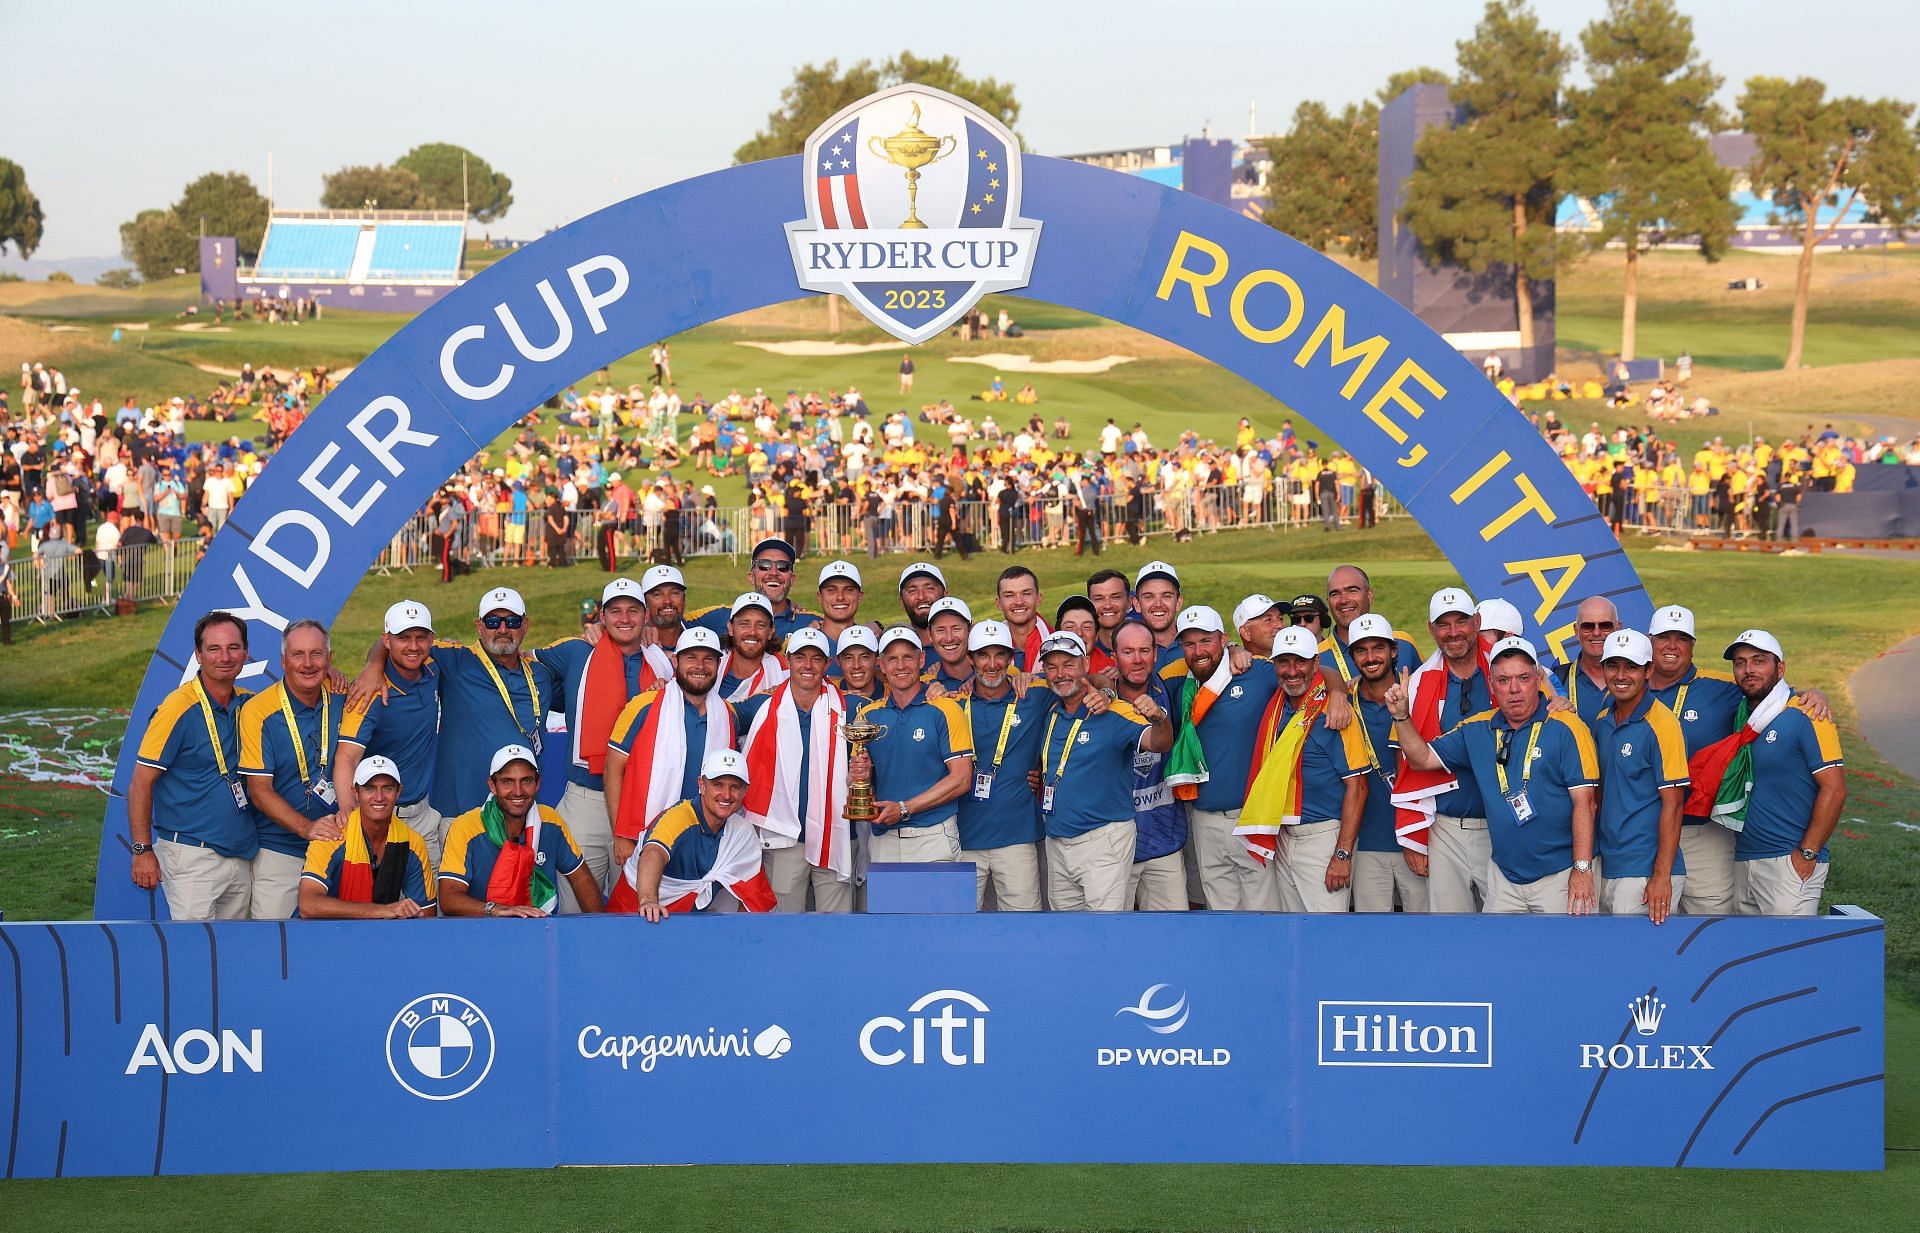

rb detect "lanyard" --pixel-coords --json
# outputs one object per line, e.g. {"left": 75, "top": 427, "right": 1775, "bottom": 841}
{"left": 963, "top": 694, "right": 1020, "bottom": 774}
{"left": 1671, "top": 682, "right": 1690, "bottom": 724}
{"left": 1040, "top": 711, "right": 1089, "bottom": 787}
{"left": 1493, "top": 722, "right": 1543, "bottom": 795}
{"left": 193, "top": 678, "right": 235, "bottom": 779}
{"left": 1355, "top": 695, "right": 1391, "bottom": 784}
{"left": 479, "top": 651, "right": 540, "bottom": 740}
{"left": 1330, "top": 636, "right": 1354, "bottom": 686}
{"left": 276, "top": 685, "right": 332, "bottom": 784}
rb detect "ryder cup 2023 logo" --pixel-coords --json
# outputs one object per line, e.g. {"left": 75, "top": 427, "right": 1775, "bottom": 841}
{"left": 785, "top": 83, "right": 1041, "bottom": 344}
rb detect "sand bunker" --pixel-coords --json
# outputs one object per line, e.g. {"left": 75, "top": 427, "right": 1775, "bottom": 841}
{"left": 173, "top": 322, "right": 231, "bottom": 333}
{"left": 736, "top": 340, "right": 906, "bottom": 357}
{"left": 947, "top": 352, "right": 1136, "bottom": 374}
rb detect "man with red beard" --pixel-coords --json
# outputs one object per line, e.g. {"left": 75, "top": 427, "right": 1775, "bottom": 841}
{"left": 736, "top": 628, "right": 853, "bottom": 912}
{"left": 1392, "top": 589, "right": 1490, "bottom": 913}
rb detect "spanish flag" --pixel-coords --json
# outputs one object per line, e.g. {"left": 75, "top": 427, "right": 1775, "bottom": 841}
{"left": 1235, "top": 684, "right": 1328, "bottom": 864}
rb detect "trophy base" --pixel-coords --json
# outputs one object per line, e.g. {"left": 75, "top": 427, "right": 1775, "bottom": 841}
{"left": 897, "top": 219, "right": 928, "bottom": 230}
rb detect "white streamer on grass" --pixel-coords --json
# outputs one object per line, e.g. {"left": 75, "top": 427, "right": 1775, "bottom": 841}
{"left": 0, "top": 709, "right": 120, "bottom": 793}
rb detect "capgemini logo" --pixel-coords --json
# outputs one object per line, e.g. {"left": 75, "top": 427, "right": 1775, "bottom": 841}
{"left": 1116, "top": 984, "right": 1190, "bottom": 1035}
{"left": 1629, "top": 994, "right": 1666, "bottom": 1037}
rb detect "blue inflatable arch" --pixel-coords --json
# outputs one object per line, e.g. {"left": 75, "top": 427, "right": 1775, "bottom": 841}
{"left": 93, "top": 155, "right": 1649, "bottom": 918}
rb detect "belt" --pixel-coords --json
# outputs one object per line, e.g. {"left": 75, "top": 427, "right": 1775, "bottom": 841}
{"left": 890, "top": 820, "right": 951, "bottom": 837}
{"left": 156, "top": 829, "right": 210, "bottom": 849}
{"left": 1435, "top": 813, "right": 1488, "bottom": 830}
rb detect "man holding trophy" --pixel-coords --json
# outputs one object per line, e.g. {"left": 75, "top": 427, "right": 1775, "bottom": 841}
{"left": 847, "top": 627, "right": 975, "bottom": 863}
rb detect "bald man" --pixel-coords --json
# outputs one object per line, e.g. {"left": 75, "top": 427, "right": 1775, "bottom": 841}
{"left": 1557, "top": 596, "right": 1619, "bottom": 716}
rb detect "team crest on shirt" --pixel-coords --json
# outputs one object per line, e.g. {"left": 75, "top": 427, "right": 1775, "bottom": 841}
{"left": 1683, "top": 709, "right": 1698, "bottom": 722}
{"left": 1619, "top": 742, "right": 1632, "bottom": 758}
{"left": 1009, "top": 713, "right": 1022, "bottom": 727}
{"left": 784, "top": 84, "right": 1041, "bottom": 344}
{"left": 1077, "top": 731, "right": 1091, "bottom": 745}
{"left": 1229, "top": 686, "right": 1245, "bottom": 700}
{"left": 1765, "top": 729, "right": 1778, "bottom": 743}
{"left": 912, "top": 727, "right": 926, "bottom": 741}
{"left": 535, "top": 849, "right": 547, "bottom": 866}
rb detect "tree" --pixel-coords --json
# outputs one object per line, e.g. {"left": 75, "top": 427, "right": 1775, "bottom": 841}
{"left": 0, "top": 158, "right": 45, "bottom": 259}
{"left": 1263, "top": 101, "right": 1381, "bottom": 257}
{"left": 1376, "top": 66, "right": 1453, "bottom": 107}
{"left": 1738, "top": 77, "right": 1919, "bottom": 369}
{"left": 734, "top": 52, "right": 1022, "bottom": 163}
{"left": 120, "top": 208, "right": 196, "bottom": 281}
{"left": 1565, "top": 0, "right": 1738, "bottom": 361}
{"left": 46, "top": 271, "right": 73, "bottom": 283}
{"left": 1401, "top": 0, "right": 1570, "bottom": 351}
{"left": 395, "top": 143, "right": 512, "bottom": 222}
{"left": 174, "top": 171, "right": 270, "bottom": 260}
{"left": 96, "top": 268, "right": 140, "bottom": 289}
{"left": 320, "top": 163, "right": 423, "bottom": 211}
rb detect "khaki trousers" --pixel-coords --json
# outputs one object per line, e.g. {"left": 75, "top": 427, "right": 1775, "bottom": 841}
{"left": 1353, "top": 849, "right": 1430, "bottom": 913}
{"left": 869, "top": 819, "right": 962, "bottom": 863}
{"left": 249, "top": 848, "right": 304, "bottom": 920}
{"left": 1129, "top": 851, "right": 1189, "bottom": 911}
{"left": 1275, "top": 819, "right": 1350, "bottom": 913}
{"left": 557, "top": 782, "right": 614, "bottom": 894}
{"left": 1601, "top": 873, "right": 1686, "bottom": 916}
{"left": 1046, "top": 821, "right": 1135, "bottom": 911}
{"left": 1427, "top": 813, "right": 1490, "bottom": 913}
{"left": 1678, "top": 824, "right": 1736, "bottom": 915}
{"left": 1482, "top": 863, "right": 1572, "bottom": 915}
{"left": 1187, "top": 805, "right": 1279, "bottom": 910}
{"left": 397, "top": 799, "right": 445, "bottom": 875}
{"left": 762, "top": 842, "right": 855, "bottom": 913}
{"left": 1735, "top": 854, "right": 1827, "bottom": 916}
{"left": 154, "top": 838, "right": 252, "bottom": 921}
{"left": 961, "top": 844, "right": 1044, "bottom": 911}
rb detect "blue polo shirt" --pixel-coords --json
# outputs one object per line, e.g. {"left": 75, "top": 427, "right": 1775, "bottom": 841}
{"left": 337, "top": 661, "right": 441, "bottom": 806}
{"left": 644, "top": 798, "right": 725, "bottom": 881}
{"left": 1555, "top": 661, "right": 1611, "bottom": 717}
{"left": 1189, "top": 661, "right": 1280, "bottom": 813}
{"left": 921, "top": 663, "right": 973, "bottom": 692}
{"left": 1431, "top": 664, "right": 1490, "bottom": 819}
{"left": 534, "top": 637, "right": 661, "bottom": 791}
{"left": 1040, "top": 698, "right": 1151, "bottom": 839}
{"left": 239, "top": 682, "right": 362, "bottom": 857}
{"left": 1276, "top": 692, "right": 1370, "bottom": 823}
{"left": 1320, "top": 629, "right": 1423, "bottom": 683}
{"left": 1129, "top": 679, "right": 1186, "bottom": 861}
{"left": 1737, "top": 703, "right": 1843, "bottom": 863}
{"left": 1648, "top": 666, "right": 1744, "bottom": 825}
{"left": 135, "top": 679, "right": 259, "bottom": 857}
{"left": 857, "top": 687, "right": 973, "bottom": 833}
{"left": 1155, "top": 639, "right": 1188, "bottom": 682}
{"left": 955, "top": 688, "right": 1051, "bottom": 851}
{"left": 1592, "top": 694, "right": 1691, "bottom": 879}
{"left": 608, "top": 690, "right": 736, "bottom": 809}
{"left": 440, "top": 803, "right": 583, "bottom": 896}
{"left": 1429, "top": 699, "right": 1600, "bottom": 885}
{"left": 1355, "top": 697, "right": 1403, "bottom": 853}
{"left": 429, "top": 643, "right": 561, "bottom": 818}
{"left": 689, "top": 599, "right": 822, "bottom": 642}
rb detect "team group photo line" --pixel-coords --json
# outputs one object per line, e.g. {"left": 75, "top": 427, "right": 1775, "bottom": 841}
{"left": 129, "top": 537, "right": 1844, "bottom": 923}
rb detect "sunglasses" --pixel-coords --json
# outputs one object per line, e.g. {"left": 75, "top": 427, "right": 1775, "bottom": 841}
{"left": 1291, "top": 613, "right": 1324, "bottom": 626}
{"left": 1576, "top": 621, "right": 1618, "bottom": 633}
{"left": 753, "top": 560, "right": 794, "bottom": 573}
{"left": 482, "top": 614, "right": 526, "bottom": 630}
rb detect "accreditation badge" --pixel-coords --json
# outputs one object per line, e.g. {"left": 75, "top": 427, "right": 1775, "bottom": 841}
{"left": 1041, "top": 784, "right": 1056, "bottom": 814}
{"left": 973, "top": 771, "right": 994, "bottom": 802}
{"left": 228, "top": 779, "right": 250, "bottom": 812}
{"left": 1505, "top": 789, "right": 1534, "bottom": 825}
{"left": 310, "top": 776, "right": 337, "bottom": 807}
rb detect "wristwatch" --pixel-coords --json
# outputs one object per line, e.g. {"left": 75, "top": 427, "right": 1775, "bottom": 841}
{"left": 1572, "top": 859, "right": 1594, "bottom": 873}
{"left": 484, "top": 900, "right": 497, "bottom": 917}
{"left": 1333, "top": 848, "right": 1353, "bottom": 862}
{"left": 130, "top": 842, "right": 152, "bottom": 855}
{"left": 899, "top": 801, "right": 913, "bottom": 824}
{"left": 1797, "top": 846, "right": 1819, "bottom": 862}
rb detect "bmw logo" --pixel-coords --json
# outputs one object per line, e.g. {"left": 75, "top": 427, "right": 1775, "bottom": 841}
{"left": 387, "top": 993, "right": 496, "bottom": 1101}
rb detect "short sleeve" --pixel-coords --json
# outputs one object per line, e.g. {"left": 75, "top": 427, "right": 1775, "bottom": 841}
{"left": 438, "top": 815, "right": 476, "bottom": 883}
{"left": 301, "top": 838, "right": 343, "bottom": 883}
{"left": 1554, "top": 714, "right": 1600, "bottom": 787}
{"left": 137, "top": 693, "right": 189, "bottom": 769}
{"left": 935, "top": 698, "right": 973, "bottom": 759}
{"left": 1804, "top": 711, "right": 1844, "bottom": 772}
{"left": 608, "top": 694, "right": 653, "bottom": 754}
{"left": 1647, "top": 707, "right": 1691, "bottom": 790}
{"left": 547, "top": 809, "right": 585, "bottom": 875}
{"left": 1335, "top": 721, "right": 1368, "bottom": 778}
{"left": 339, "top": 697, "right": 377, "bottom": 748}
{"left": 1428, "top": 724, "right": 1471, "bottom": 776}
{"left": 408, "top": 833, "right": 437, "bottom": 905}
{"left": 238, "top": 695, "right": 272, "bottom": 776}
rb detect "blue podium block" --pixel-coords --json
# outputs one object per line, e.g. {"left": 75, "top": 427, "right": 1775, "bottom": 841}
{"left": 865, "top": 862, "right": 978, "bottom": 913}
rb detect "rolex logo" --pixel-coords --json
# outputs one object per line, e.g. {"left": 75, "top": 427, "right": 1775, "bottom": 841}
{"left": 1628, "top": 994, "right": 1665, "bottom": 1036}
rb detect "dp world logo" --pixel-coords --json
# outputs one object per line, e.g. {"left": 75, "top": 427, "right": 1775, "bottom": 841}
{"left": 1099, "top": 984, "right": 1231, "bottom": 1067}
{"left": 387, "top": 993, "right": 496, "bottom": 1101}
{"left": 1117, "top": 983, "right": 1190, "bottom": 1035}
{"left": 786, "top": 83, "right": 1041, "bottom": 344}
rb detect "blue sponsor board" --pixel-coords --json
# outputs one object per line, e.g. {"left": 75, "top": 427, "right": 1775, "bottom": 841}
{"left": 0, "top": 910, "right": 1883, "bottom": 1176}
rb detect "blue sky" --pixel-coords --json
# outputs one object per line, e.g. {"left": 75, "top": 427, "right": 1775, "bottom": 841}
{"left": 6, "top": 0, "right": 1915, "bottom": 260}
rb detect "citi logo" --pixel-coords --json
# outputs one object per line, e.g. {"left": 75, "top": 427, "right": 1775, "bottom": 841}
{"left": 125, "top": 1025, "right": 263, "bottom": 1075}
{"left": 1578, "top": 994, "right": 1714, "bottom": 1070}
{"left": 1317, "top": 1000, "right": 1493, "bottom": 1068}
{"left": 859, "top": 989, "right": 988, "bottom": 1067}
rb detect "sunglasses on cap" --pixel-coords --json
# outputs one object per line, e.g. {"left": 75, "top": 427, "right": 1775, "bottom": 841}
{"left": 481, "top": 614, "right": 526, "bottom": 630}
{"left": 753, "top": 559, "right": 794, "bottom": 573}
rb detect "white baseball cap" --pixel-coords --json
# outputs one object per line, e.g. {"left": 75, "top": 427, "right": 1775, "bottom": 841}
{"left": 1347, "top": 613, "right": 1396, "bottom": 646}
{"left": 1039, "top": 630, "right": 1088, "bottom": 659}
{"left": 601, "top": 577, "right": 645, "bottom": 606}
{"left": 1175, "top": 605, "right": 1224, "bottom": 635}
{"left": 899, "top": 561, "right": 946, "bottom": 589}
{"left": 383, "top": 599, "right": 433, "bottom": 635}
{"left": 730, "top": 592, "right": 775, "bottom": 619}
{"left": 1134, "top": 560, "right": 1180, "bottom": 589}
{"left": 1429, "top": 588, "right": 1475, "bottom": 622}
{"left": 818, "top": 560, "right": 863, "bottom": 589}
{"left": 478, "top": 587, "right": 526, "bottom": 618}
{"left": 674, "top": 627, "right": 722, "bottom": 654}
{"left": 489, "top": 743, "right": 540, "bottom": 776}
{"left": 1232, "top": 594, "right": 1282, "bottom": 630}
{"left": 928, "top": 596, "right": 973, "bottom": 625}
{"left": 700, "top": 748, "right": 750, "bottom": 784}
{"left": 836, "top": 625, "right": 880, "bottom": 654}
{"left": 1476, "top": 598, "right": 1524, "bottom": 638}
{"left": 878, "top": 625, "right": 923, "bottom": 653}
{"left": 786, "top": 627, "right": 832, "bottom": 659}
{"left": 1648, "top": 605, "right": 1696, "bottom": 638}
{"left": 1272, "top": 626, "right": 1321, "bottom": 660}
{"left": 1487, "top": 635, "right": 1539, "bottom": 665}
{"left": 968, "top": 619, "right": 1014, "bottom": 653}
{"left": 640, "top": 564, "right": 685, "bottom": 594}
{"left": 1602, "top": 629, "right": 1653, "bottom": 665}
{"left": 352, "top": 755, "right": 402, "bottom": 788}
{"left": 1725, "top": 629, "right": 1784, "bottom": 660}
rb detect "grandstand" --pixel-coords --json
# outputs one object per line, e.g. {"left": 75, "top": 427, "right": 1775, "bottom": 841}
{"left": 228, "top": 208, "right": 470, "bottom": 312}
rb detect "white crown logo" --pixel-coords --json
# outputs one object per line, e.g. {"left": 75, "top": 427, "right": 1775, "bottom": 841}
{"left": 1629, "top": 994, "right": 1666, "bottom": 1036}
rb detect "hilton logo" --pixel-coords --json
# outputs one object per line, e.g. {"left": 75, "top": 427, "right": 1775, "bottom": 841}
{"left": 1317, "top": 1001, "right": 1493, "bottom": 1068}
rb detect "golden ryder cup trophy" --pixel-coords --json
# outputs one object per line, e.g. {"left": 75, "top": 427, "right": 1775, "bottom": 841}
{"left": 842, "top": 714, "right": 887, "bottom": 822}
{"left": 868, "top": 101, "right": 958, "bottom": 230}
